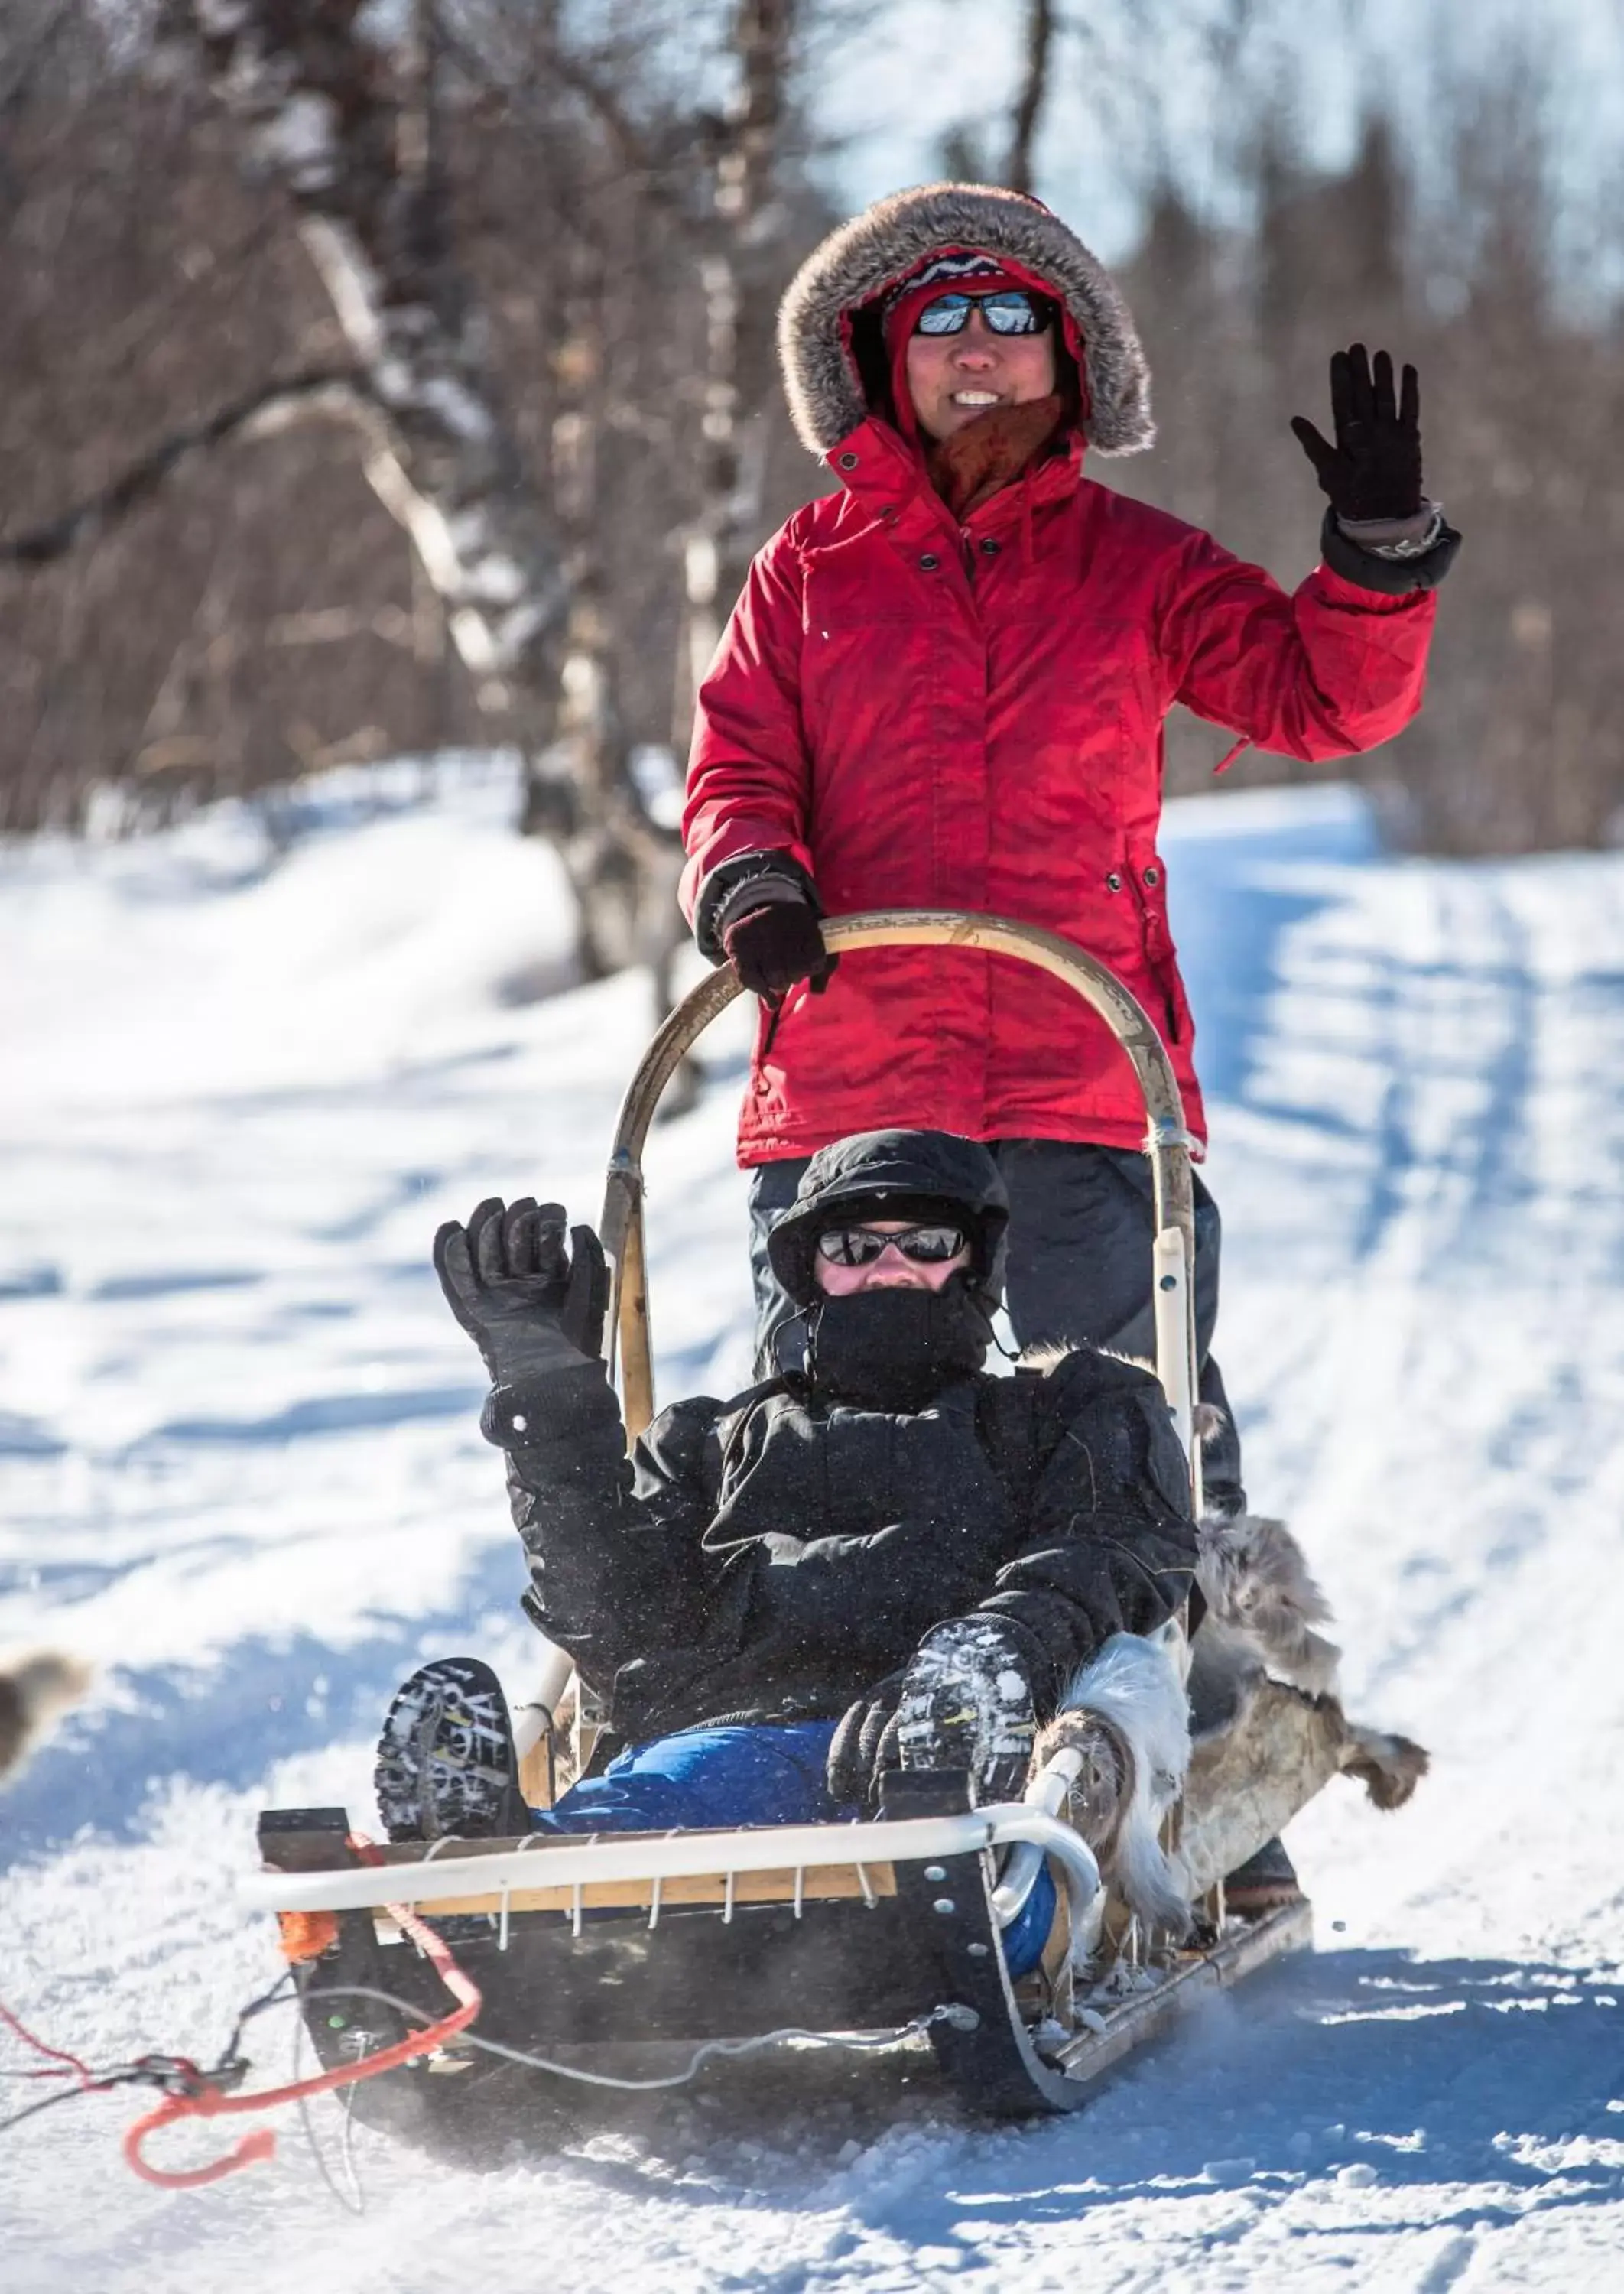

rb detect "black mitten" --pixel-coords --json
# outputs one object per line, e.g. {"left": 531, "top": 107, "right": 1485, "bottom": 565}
{"left": 722, "top": 892, "right": 836, "bottom": 1002}
{"left": 434, "top": 1197, "right": 609, "bottom": 1389}
{"left": 1290, "top": 343, "right": 1424, "bottom": 523}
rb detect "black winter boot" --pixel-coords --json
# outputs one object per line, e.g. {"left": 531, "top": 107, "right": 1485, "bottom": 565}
{"left": 375, "top": 1656, "right": 531, "bottom": 1844}
{"left": 1224, "top": 1835, "right": 1302, "bottom": 1915}
{"left": 894, "top": 1617, "right": 1037, "bottom": 1804}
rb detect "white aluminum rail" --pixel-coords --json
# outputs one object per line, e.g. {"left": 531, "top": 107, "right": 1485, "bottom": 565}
{"left": 246, "top": 1802, "right": 1101, "bottom": 1938}
{"left": 990, "top": 1746, "right": 1090, "bottom": 1925}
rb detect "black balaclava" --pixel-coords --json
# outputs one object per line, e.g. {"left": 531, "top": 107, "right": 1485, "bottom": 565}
{"left": 804, "top": 1277, "right": 994, "bottom": 1413}
{"left": 767, "top": 1130, "right": 1010, "bottom": 1414}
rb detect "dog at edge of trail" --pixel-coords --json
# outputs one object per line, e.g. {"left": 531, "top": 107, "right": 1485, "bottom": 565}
{"left": 0, "top": 1651, "right": 92, "bottom": 1785}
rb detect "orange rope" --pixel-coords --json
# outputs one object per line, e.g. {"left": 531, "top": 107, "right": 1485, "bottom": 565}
{"left": 123, "top": 1834, "right": 482, "bottom": 2190}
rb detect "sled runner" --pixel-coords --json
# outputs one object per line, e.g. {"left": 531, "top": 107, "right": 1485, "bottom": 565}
{"left": 247, "top": 915, "right": 1420, "bottom": 2153}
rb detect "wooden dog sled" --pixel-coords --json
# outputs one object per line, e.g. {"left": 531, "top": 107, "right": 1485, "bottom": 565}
{"left": 248, "top": 916, "right": 1419, "bottom": 2152}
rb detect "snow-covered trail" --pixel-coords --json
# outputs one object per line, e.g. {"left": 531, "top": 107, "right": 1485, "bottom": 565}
{"left": 2, "top": 772, "right": 1620, "bottom": 2291}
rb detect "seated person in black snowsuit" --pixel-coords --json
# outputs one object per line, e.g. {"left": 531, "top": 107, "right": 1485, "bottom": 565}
{"left": 376, "top": 1129, "right": 1198, "bottom": 1963}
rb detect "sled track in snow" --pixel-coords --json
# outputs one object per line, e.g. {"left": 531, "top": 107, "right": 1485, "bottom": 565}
{"left": 2, "top": 793, "right": 1621, "bottom": 2289}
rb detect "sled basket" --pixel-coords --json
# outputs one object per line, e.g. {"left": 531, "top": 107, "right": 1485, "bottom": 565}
{"left": 252, "top": 1741, "right": 1320, "bottom": 2149}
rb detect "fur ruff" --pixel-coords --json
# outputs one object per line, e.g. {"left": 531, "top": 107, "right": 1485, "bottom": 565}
{"left": 0, "top": 1649, "right": 92, "bottom": 1783}
{"left": 1016, "top": 1338, "right": 1147, "bottom": 1376}
{"left": 777, "top": 182, "right": 1154, "bottom": 458}
{"left": 1036, "top": 1624, "right": 1193, "bottom": 1936}
{"left": 1191, "top": 1399, "right": 1226, "bottom": 1447}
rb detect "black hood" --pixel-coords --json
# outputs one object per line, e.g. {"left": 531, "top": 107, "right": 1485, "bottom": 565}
{"left": 768, "top": 1129, "right": 1009, "bottom": 1314}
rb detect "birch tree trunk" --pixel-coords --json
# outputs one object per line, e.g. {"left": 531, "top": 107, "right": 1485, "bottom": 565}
{"left": 180, "top": 0, "right": 671, "bottom": 976}
{"left": 673, "top": 0, "right": 797, "bottom": 742}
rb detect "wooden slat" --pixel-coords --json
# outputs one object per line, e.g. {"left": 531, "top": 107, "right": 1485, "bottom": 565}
{"left": 516, "top": 1729, "right": 556, "bottom": 1811}
{"left": 367, "top": 1861, "right": 898, "bottom": 1922}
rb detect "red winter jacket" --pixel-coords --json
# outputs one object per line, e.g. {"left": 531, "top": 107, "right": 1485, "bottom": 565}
{"left": 683, "top": 418, "right": 1437, "bottom": 1164}
{"left": 681, "top": 187, "right": 1444, "bottom": 1167}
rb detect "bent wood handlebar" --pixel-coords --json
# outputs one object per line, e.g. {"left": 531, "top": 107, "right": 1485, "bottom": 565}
{"left": 596, "top": 911, "right": 1203, "bottom": 1516}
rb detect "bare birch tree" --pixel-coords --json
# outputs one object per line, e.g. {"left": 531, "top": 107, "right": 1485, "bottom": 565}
{"left": 170, "top": 0, "right": 674, "bottom": 973}
{"left": 674, "top": 1, "right": 801, "bottom": 746}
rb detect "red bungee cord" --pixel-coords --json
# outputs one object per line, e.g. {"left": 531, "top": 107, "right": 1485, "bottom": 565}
{"left": 122, "top": 1834, "right": 482, "bottom": 2191}
{"left": 0, "top": 1997, "right": 102, "bottom": 2088}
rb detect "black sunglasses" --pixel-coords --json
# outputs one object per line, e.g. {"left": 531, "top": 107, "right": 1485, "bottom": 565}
{"left": 913, "top": 290, "right": 1048, "bottom": 338}
{"left": 815, "top": 1223, "right": 967, "bottom": 1268}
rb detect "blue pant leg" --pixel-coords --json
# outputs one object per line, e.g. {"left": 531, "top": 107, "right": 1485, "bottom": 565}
{"left": 530, "top": 1719, "right": 1058, "bottom": 1979}
{"left": 1000, "top": 1867, "right": 1057, "bottom": 1980}
{"left": 531, "top": 1720, "right": 843, "bottom": 1835}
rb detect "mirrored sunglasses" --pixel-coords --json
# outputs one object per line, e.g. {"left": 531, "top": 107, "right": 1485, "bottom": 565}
{"left": 814, "top": 1223, "right": 966, "bottom": 1268}
{"left": 913, "top": 290, "right": 1047, "bottom": 338}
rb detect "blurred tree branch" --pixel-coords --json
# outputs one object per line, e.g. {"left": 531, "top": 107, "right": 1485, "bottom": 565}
{"left": 0, "top": 366, "right": 362, "bottom": 567}
{"left": 1005, "top": 0, "right": 1054, "bottom": 195}
{"left": 676, "top": 1, "right": 800, "bottom": 737}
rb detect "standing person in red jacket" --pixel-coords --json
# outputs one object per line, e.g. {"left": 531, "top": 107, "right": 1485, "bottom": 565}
{"left": 681, "top": 184, "right": 1459, "bottom": 1520}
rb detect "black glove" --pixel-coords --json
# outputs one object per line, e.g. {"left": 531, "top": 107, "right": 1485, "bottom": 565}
{"left": 1291, "top": 343, "right": 1424, "bottom": 523}
{"left": 827, "top": 1669, "right": 907, "bottom": 1807}
{"left": 434, "top": 1197, "right": 609, "bottom": 1388}
{"left": 721, "top": 891, "right": 836, "bottom": 1003}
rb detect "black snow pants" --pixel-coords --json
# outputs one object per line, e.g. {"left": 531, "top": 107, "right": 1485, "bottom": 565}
{"left": 747, "top": 1138, "right": 1244, "bottom": 1519}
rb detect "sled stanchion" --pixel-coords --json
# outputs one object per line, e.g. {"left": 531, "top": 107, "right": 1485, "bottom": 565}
{"left": 1151, "top": 1223, "right": 1199, "bottom": 1507}
{"left": 513, "top": 1640, "right": 573, "bottom": 1809}
{"left": 612, "top": 1174, "right": 654, "bottom": 1444}
{"left": 599, "top": 957, "right": 737, "bottom": 1442}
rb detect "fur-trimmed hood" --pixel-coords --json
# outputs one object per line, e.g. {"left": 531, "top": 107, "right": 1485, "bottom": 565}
{"left": 778, "top": 182, "right": 1154, "bottom": 459}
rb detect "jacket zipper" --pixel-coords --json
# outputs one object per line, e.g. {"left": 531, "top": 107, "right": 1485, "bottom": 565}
{"left": 1127, "top": 868, "right": 1182, "bottom": 1042}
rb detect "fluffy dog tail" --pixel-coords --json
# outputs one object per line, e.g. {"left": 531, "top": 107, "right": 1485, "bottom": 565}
{"left": 0, "top": 1650, "right": 93, "bottom": 1785}
{"left": 1340, "top": 1720, "right": 1430, "bottom": 1809}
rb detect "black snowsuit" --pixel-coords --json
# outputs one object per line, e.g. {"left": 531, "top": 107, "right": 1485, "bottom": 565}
{"left": 489, "top": 1347, "right": 1197, "bottom": 1750}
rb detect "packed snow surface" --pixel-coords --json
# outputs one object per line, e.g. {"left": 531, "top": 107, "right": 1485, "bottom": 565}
{"left": 2, "top": 761, "right": 1621, "bottom": 2290}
